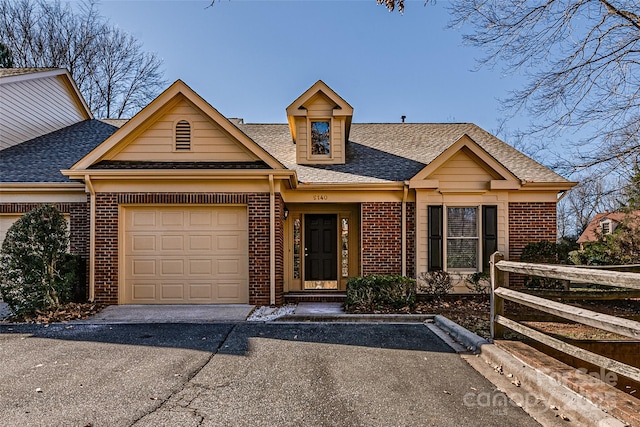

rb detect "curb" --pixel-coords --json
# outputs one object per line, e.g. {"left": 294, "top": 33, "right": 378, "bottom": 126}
{"left": 433, "top": 315, "right": 628, "bottom": 427}
{"left": 433, "top": 315, "right": 489, "bottom": 353}
{"left": 275, "top": 314, "right": 434, "bottom": 323}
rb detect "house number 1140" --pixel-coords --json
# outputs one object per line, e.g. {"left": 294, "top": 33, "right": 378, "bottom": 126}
{"left": 313, "top": 194, "right": 328, "bottom": 201}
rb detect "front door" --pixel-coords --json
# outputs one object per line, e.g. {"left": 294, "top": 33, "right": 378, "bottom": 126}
{"left": 304, "top": 214, "right": 337, "bottom": 289}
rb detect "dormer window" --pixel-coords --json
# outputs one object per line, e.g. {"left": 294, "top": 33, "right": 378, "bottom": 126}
{"left": 311, "top": 121, "right": 330, "bottom": 156}
{"left": 175, "top": 120, "right": 191, "bottom": 150}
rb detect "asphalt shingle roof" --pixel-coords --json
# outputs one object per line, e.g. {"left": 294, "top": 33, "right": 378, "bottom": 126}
{"left": 0, "top": 68, "right": 59, "bottom": 78}
{"left": 239, "top": 123, "right": 569, "bottom": 184}
{"left": 0, "top": 120, "right": 117, "bottom": 183}
{"left": 1, "top": 119, "right": 569, "bottom": 185}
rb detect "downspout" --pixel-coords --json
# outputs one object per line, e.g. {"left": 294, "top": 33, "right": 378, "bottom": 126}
{"left": 85, "top": 175, "right": 96, "bottom": 302}
{"left": 402, "top": 183, "right": 408, "bottom": 277}
{"left": 269, "top": 174, "right": 276, "bottom": 305}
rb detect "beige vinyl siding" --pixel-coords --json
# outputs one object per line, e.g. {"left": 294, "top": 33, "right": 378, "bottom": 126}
{"left": 0, "top": 215, "right": 22, "bottom": 247}
{"left": 111, "top": 99, "right": 260, "bottom": 162}
{"left": 429, "top": 150, "right": 500, "bottom": 191}
{"left": 0, "top": 75, "right": 86, "bottom": 150}
{"left": 306, "top": 93, "right": 335, "bottom": 116}
{"left": 295, "top": 117, "right": 308, "bottom": 163}
{"left": 415, "top": 192, "right": 509, "bottom": 278}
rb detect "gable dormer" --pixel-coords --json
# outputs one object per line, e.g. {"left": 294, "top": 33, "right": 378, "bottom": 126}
{"left": 286, "top": 81, "right": 353, "bottom": 165}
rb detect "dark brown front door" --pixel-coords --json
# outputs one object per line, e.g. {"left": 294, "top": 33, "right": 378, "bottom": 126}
{"left": 304, "top": 214, "right": 337, "bottom": 282}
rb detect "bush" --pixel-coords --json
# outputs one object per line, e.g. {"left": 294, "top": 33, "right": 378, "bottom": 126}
{"left": 465, "top": 271, "right": 490, "bottom": 294}
{"left": 520, "top": 240, "right": 571, "bottom": 289}
{"left": 0, "top": 205, "right": 76, "bottom": 315}
{"left": 417, "top": 271, "right": 453, "bottom": 298}
{"left": 344, "top": 275, "right": 416, "bottom": 312}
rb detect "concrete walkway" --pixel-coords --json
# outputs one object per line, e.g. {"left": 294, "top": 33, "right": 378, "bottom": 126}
{"left": 73, "top": 304, "right": 255, "bottom": 323}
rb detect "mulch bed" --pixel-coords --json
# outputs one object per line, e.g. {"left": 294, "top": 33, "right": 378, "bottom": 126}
{"left": 1, "top": 302, "right": 105, "bottom": 324}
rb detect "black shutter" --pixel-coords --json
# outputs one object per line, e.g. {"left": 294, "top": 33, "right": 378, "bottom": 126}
{"left": 428, "top": 206, "right": 443, "bottom": 271}
{"left": 482, "top": 205, "right": 498, "bottom": 271}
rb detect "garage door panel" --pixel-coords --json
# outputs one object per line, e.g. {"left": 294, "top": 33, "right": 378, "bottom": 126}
{"left": 132, "top": 283, "right": 156, "bottom": 300}
{"left": 215, "top": 212, "right": 247, "bottom": 230}
{"left": 123, "top": 206, "right": 248, "bottom": 304}
{"left": 131, "top": 210, "right": 157, "bottom": 228}
{"left": 189, "top": 283, "right": 213, "bottom": 300}
{"left": 161, "top": 211, "right": 184, "bottom": 227}
{"left": 189, "top": 211, "right": 213, "bottom": 227}
{"left": 131, "top": 259, "right": 156, "bottom": 276}
{"left": 217, "top": 280, "right": 243, "bottom": 299}
{"left": 161, "top": 283, "right": 184, "bottom": 300}
{"left": 189, "top": 235, "right": 212, "bottom": 251}
{"left": 216, "top": 234, "right": 242, "bottom": 251}
{"left": 131, "top": 234, "right": 157, "bottom": 252}
{"left": 161, "top": 259, "right": 184, "bottom": 275}
{"left": 160, "top": 235, "right": 185, "bottom": 251}
{"left": 189, "top": 259, "right": 212, "bottom": 275}
{"left": 217, "top": 258, "right": 242, "bottom": 275}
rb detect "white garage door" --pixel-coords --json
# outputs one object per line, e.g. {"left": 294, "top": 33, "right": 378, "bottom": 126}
{"left": 122, "top": 206, "right": 248, "bottom": 304}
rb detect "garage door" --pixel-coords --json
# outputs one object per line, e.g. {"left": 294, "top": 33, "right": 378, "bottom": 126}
{"left": 122, "top": 206, "right": 248, "bottom": 304}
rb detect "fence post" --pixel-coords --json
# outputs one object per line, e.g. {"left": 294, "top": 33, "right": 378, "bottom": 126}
{"left": 490, "top": 252, "right": 504, "bottom": 340}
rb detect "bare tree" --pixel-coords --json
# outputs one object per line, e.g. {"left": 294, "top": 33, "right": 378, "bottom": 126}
{"left": 557, "top": 175, "right": 623, "bottom": 238}
{"left": 0, "top": 41, "right": 11, "bottom": 67}
{"left": 0, "top": 0, "right": 165, "bottom": 118}
{"left": 379, "top": 0, "right": 640, "bottom": 178}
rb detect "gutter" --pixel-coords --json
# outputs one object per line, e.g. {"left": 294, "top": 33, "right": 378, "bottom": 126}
{"left": 84, "top": 175, "right": 96, "bottom": 302}
{"left": 269, "top": 174, "right": 276, "bottom": 305}
{"left": 402, "top": 183, "right": 408, "bottom": 277}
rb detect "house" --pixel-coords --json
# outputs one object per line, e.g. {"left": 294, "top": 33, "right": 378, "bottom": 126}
{"left": 577, "top": 210, "right": 640, "bottom": 250}
{"left": 0, "top": 70, "right": 576, "bottom": 305}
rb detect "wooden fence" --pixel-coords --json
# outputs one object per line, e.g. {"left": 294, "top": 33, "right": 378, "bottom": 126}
{"left": 489, "top": 252, "right": 640, "bottom": 384}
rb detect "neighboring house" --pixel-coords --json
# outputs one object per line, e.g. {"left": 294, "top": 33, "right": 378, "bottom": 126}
{"left": 0, "top": 68, "right": 97, "bottom": 247}
{"left": 1, "top": 71, "right": 576, "bottom": 305}
{"left": 577, "top": 210, "right": 640, "bottom": 250}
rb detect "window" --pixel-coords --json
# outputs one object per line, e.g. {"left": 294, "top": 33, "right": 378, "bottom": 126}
{"left": 341, "top": 218, "right": 349, "bottom": 278}
{"left": 428, "top": 205, "right": 497, "bottom": 272}
{"left": 311, "top": 121, "right": 330, "bottom": 155}
{"left": 293, "top": 218, "right": 301, "bottom": 279}
{"left": 447, "top": 207, "right": 478, "bottom": 269}
{"left": 601, "top": 220, "right": 611, "bottom": 235}
{"left": 175, "top": 120, "right": 191, "bottom": 150}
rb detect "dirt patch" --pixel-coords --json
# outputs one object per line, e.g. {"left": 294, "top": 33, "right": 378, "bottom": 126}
{"left": 347, "top": 295, "right": 640, "bottom": 340}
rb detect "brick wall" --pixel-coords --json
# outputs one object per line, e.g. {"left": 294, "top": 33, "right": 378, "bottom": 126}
{"left": 508, "top": 201, "right": 557, "bottom": 287}
{"left": 93, "top": 192, "right": 279, "bottom": 305}
{"left": 94, "top": 194, "right": 118, "bottom": 304}
{"left": 1, "top": 200, "right": 90, "bottom": 299}
{"left": 361, "top": 202, "right": 403, "bottom": 275}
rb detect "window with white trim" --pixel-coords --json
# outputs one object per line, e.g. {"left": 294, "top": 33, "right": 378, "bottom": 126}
{"left": 428, "top": 205, "right": 497, "bottom": 272}
{"left": 447, "top": 207, "right": 478, "bottom": 270}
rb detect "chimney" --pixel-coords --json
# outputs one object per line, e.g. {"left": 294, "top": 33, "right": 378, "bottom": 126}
{"left": 401, "top": 115, "right": 406, "bottom": 123}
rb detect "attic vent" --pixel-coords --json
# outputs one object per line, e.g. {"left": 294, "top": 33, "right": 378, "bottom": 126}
{"left": 175, "top": 120, "right": 191, "bottom": 150}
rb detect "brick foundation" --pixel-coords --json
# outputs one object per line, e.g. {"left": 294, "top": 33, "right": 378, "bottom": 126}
{"left": 508, "top": 201, "right": 557, "bottom": 287}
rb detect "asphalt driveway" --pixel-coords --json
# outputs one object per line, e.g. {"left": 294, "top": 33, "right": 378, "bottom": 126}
{"left": 0, "top": 322, "right": 540, "bottom": 426}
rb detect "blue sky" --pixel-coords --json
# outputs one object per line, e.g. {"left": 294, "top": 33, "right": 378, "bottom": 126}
{"left": 98, "top": 1, "right": 532, "bottom": 147}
